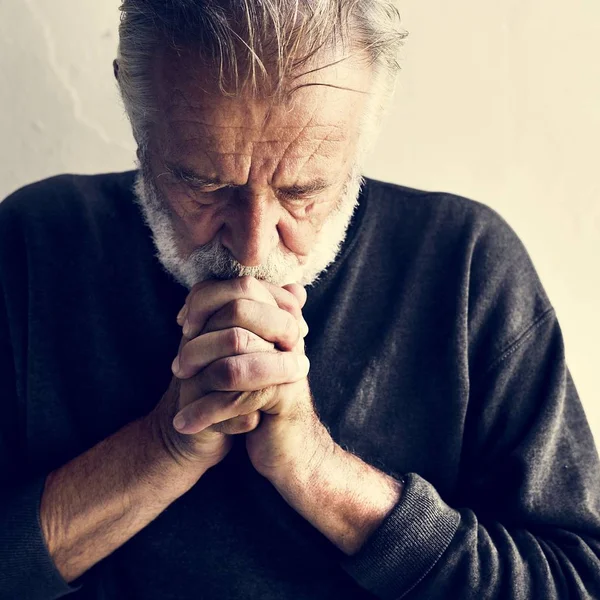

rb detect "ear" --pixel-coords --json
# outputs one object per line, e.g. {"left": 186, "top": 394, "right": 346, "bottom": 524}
{"left": 113, "top": 59, "right": 119, "bottom": 81}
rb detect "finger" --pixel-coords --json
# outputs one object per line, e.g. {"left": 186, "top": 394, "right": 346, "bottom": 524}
{"left": 174, "top": 389, "right": 275, "bottom": 435}
{"left": 282, "top": 284, "right": 309, "bottom": 336}
{"left": 174, "top": 327, "right": 275, "bottom": 379}
{"left": 171, "top": 334, "right": 192, "bottom": 377}
{"left": 197, "top": 352, "right": 310, "bottom": 396}
{"left": 264, "top": 281, "right": 308, "bottom": 336}
{"left": 209, "top": 410, "right": 262, "bottom": 435}
{"left": 255, "top": 280, "right": 306, "bottom": 321}
{"left": 281, "top": 283, "right": 308, "bottom": 310}
{"left": 182, "top": 276, "right": 278, "bottom": 340}
{"left": 202, "top": 299, "right": 302, "bottom": 351}
{"left": 292, "top": 332, "right": 306, "bottom": 356}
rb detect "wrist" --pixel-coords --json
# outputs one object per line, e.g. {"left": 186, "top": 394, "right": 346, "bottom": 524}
{"left": 264, "top": 416, "right": 336, "bottom": 490}
{"left": 270, "top": 442, "right": 403, "bottom": 556}
{"left": 139, "top": 411, "right": 208, "bottom": 493}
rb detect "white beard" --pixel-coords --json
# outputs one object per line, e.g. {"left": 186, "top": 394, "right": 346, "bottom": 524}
{"left": 132, "top": 160, "right": 363, "bottom": 290}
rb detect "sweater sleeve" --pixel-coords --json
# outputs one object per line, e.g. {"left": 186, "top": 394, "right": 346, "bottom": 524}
{"left": 339, "top": 204, "right": 600, "bottom": 599}
{"left": 341, "top": 310, "right": 600, "bottom": 599}
{"left": 0, "top": 199, "right": 83, "bottom": 599}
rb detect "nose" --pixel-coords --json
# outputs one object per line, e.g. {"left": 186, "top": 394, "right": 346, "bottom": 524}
{"left": 221, "top": 192, "right": 280, "bottom": 267}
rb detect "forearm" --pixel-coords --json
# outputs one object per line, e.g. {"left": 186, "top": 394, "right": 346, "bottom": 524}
{"left": 40, "top": 414, "right": 206, "bottom": 583}
{"left": 270, "top": 441, "right": 403, "bottom": 556}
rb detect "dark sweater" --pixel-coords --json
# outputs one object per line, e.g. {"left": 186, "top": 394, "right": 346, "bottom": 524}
{"left": 0, "top": 170, "right": 599, "bottom": 600}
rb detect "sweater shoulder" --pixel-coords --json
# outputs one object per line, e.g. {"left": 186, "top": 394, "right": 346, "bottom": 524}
{"left": 0, "top": 171, "right": 138, "bottom": 224}
{"left": 365, "top": 178, "right": 549, "bottom": 294}
{"left": 365, "top": 178, "right": 553, "bottom": 368}
{"left": 0, "top": 171, "right": 143, "bottom": 295}
{"left": 366, "top": 177, "right": 519, "bottom": 233}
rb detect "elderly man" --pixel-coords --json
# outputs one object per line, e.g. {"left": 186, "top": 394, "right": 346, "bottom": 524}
{"left": 1, "top": 1, "right": 599, "bottom": 599}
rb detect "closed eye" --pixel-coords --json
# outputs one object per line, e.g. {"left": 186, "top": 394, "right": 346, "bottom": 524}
{"left": 186, "top": 182, "right": 227, "bottom": 193}
{"left": 180, "top": 179, "right": 234, "bottom": 197}
{"left": 164, "top": 161, "right": 330, "bottom": 201}
{"left": 277, "top": 183, "right": 329, "bottom": 202}
{"left": 277, "top": 190, "right": 314, "bottom": 202}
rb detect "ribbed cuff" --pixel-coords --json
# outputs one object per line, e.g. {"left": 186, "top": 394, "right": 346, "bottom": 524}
{"left": 340, "top": 473, "right": 460, "bottom": 599}
{"left": 0, "top": 474, "right": 83, "bottom": 600}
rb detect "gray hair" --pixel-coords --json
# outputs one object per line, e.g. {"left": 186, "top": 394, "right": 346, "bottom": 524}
{"left": 116, "top": 0, "right": 408, "bottom": 158}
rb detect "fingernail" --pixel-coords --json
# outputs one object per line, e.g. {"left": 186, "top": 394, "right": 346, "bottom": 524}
{"left": 171, "top": 356, "right": 181, "bottom": 375}
{"left": 177, "top": 304, "right": 188, "bottom": 324}
{"left": 173, "top": 412, "right": 186, "bottom": 431}
{"left": 183, "top": 319, "right": 191, "bottom": 337}
{"left": 297, "top": 355, "right": 310, "bottom": 375}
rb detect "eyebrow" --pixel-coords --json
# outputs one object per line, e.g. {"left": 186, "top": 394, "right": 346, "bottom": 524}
{"left": 164, "top": 162, "right": 331, "bottom": 195}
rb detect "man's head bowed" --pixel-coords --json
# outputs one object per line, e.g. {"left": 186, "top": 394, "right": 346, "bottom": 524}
{"left": 113, "top": 1, "right": 408, "bottom": 290}
{"left": 116, "top": 0, "right": 407, "bottom": 161}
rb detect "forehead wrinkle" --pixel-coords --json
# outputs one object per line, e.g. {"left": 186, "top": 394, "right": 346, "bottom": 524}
{"left": 161, "top": 97, "right": 353, "bottom": 187}
{"left": 272, "top": 106, "right": 341, "bottom": 182}
{"left": 163, "top": 86, "right": 348, "bottom": 135}
{"left": 167, "top": 117, "right": 346, "bottom": 138}
{"left": 172, "top": 119, "right": 346, "bottom": 160}
{"left": 165, "top": 115, "right": 347, "bottom": 152}
{"left": 169, "top": 119, "right": 342, "bottom": 131}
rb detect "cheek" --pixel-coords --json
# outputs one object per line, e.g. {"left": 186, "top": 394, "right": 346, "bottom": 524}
{"left": 277, "top": 200, "right": 334, "bottom": 256}
{"left": 161, "top": 187, "right": 224, "bottom": 247}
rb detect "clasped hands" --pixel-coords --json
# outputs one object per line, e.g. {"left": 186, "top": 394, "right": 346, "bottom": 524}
{"left": 151, "top": 275, "right": 403, "bottom": 555}
{"left": 165, "top": 275, "right": 334, "bottom": 483}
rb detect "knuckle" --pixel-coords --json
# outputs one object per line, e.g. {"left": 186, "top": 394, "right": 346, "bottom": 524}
{"left": 278, "top": 352, "right": 292, "bottom": 378}
{"left": 252, "top": 355, "right": 271, "bottom": 380}
{"left": 236, "top": 275, "right": 256, "bottom": 295}
{"left": 230, "top": 327, "right": 250, "bottom": 355}
{"left": 230, "top": 298, "right": 249, "bottom": 322}
{"left": 220, "top": 357, "right": 245, "bottom": 388}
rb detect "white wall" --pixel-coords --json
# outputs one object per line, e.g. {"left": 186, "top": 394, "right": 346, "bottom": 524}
{"left": 1, "top": 1, "right": 599, "bottom": 443}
